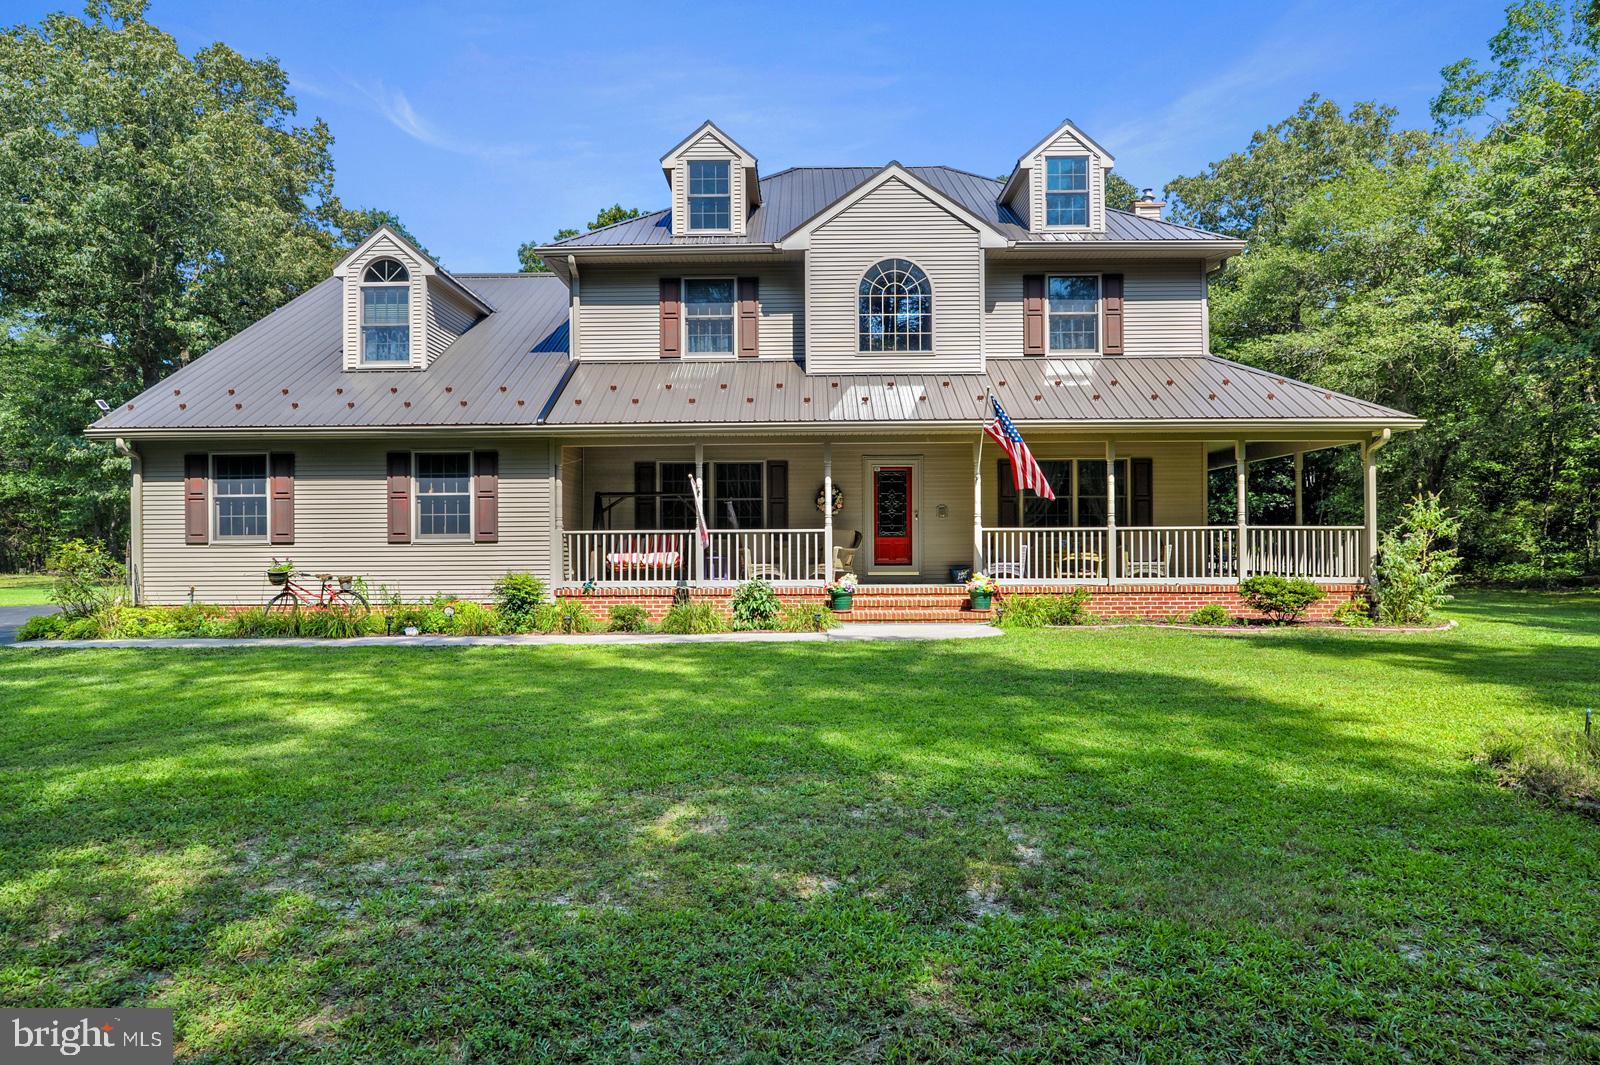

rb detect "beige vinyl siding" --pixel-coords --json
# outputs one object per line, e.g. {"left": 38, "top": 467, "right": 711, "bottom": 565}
{"left": 986, "top": 259, "right": 1208, "bottom": 355}
{"left": 1027, "top": 126, "right": 1106, "bottom": 233}
{"left": 577, "top": 264, "right": 805, "bottom": 361}
{"left": 424, "top": 283, "right": 481, "bottom": 365}
{"left": 341, "top": 233, "right": 426, "bottom": 370}
{"left": 670, "top": 131, "right": 747, "bottom": 238}
{"left": 138, "top": 438, "right": 554, "bottom": 604}
{"left": 805, "top": 176, "right": 984, "bottom": 374}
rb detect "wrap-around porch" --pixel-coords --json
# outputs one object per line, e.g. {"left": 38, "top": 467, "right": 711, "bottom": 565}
{"left": 555, "top": 432, "right": 1387, "bottom": 589}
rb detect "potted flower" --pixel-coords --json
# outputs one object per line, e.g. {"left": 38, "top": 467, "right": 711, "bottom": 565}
{"left": 966, "top": 573, "right": 997, "bottom": 610}
{"left": 816, "top": 483, "right": 844, "bottom": 515}
{"left": 826, "top": 572, "right": 858, "bottom": 612}
{"left": 267, "top": 558, "right": 294, "bottom": 586}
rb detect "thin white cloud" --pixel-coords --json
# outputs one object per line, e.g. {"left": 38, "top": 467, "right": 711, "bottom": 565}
{"left": 345, "top": 78, "right": 541, "bottom": 163}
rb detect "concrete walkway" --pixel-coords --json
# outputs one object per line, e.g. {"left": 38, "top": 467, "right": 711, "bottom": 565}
{"left": 2, "top": 622, "right": 1002, "bottom": 650}
{"left": 0, "top": 605, "right": 57, "bottom": 646}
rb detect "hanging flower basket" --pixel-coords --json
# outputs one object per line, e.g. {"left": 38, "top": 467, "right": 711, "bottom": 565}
{"left": 816, "top": 483, "right": 844, "bottom": 514}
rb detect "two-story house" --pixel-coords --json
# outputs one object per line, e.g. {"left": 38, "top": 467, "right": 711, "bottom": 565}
{"left": 87, "top": 120, "right": 1421, "bottom": 620}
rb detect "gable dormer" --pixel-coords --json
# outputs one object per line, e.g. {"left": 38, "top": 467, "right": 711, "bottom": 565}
{"left": 661, "top": 121, "right": 760, "bottom": 240}
{"left": 332, "top": 226, "right": 493, "bottom": 371}
{"left": 1000, "top": 119, "right": 1116, "bottom": 234}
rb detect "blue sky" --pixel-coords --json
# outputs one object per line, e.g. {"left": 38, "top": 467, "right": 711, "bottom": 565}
{"left": 5, "top": 0, "right": 1510, "bottom": 272}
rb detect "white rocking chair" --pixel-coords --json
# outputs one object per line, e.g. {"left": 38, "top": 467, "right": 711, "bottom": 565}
{"left": 1123, "top": 539, "right": 1174, "bottom": 579}
{"left": 988, "top": 543, "right": 1032, "bottom": 580}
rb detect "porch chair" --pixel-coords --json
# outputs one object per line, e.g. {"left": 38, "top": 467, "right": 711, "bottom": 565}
{"left": 744, "top": 534, "right": 786, "bottom": 582}
{"left": 1122, "top": 538, "right": 1174, "bottom": 579}
{"left": 810, "top": 530, "right": 862, "bottom": 581}
{"left": 988, "top": 542, "right": 1032, "bottom": 580}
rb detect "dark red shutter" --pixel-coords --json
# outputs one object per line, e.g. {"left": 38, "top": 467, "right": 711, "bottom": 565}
{"left": 1131, "top": 457, "right": 1152, "bottom": 525}
{"left": 1103, "top": 273, "right": 1125, "bottom": 355}
{"left": 765, "top": 461, "right": 788, "bottom": 529}
{"left": 1023, "top": 275, "right": 1045, "bottom": 356}
{"left": 634, "top": 462, "right": 657, "bottom": 529}
{"left": 738, "top": 277, "right": 759, "bottom": 358}
{"left": 269, "top": 453, "right": 295, "bottom": 544}
{"left": 659, "top": 278, "right": 681, "bottom": 358}
{"left": 474, "top": 451, "right": 499, "bottom": 543}
{"left": 386, "top": 452, "right": 411, "bottom": 544}
{"left": 184, "top": 453, "right": 208, "bottom": 544}
{"left": 997, "top": 460, "right": 1018, "bottom": 526}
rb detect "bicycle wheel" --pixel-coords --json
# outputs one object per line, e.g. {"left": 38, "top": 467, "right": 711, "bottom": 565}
{"left": 327, "top": 589, "right": 369, "bottom": 613}
{"left": 265, "top": 590, "right": 300, "bottom": 613}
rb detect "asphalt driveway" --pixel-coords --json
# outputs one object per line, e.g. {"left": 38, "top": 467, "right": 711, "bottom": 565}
{"left": 0, "top": 605, "right": 57, "bottom": 646}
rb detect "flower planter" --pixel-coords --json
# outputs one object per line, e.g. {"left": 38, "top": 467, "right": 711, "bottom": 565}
{"left": 267, "top": 570, "right": 290, "bottom": 586}
{"left": 829, "top": 591, "right": 854, "bottom": 612}
{"left": 969, "top": 591, "right": 993, "bottom": 611}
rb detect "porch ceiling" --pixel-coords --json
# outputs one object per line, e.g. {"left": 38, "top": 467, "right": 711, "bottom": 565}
{"left": 540, "top": 355, "right": 1417, "bottom": 429}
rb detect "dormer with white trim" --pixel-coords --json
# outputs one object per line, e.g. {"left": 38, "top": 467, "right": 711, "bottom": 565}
{"left": 1000, "top": 119, "right": 1116, "bottom": 234}
{"left": 661, "top": 121, "right": 761, "bottom": 240}
{"left": 332, "top": 226, "right": 494, "bottom": 371}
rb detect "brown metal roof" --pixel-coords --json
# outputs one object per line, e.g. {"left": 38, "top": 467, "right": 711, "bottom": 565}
{"left": 89, "top": 275, "right": 570, "bottom": 433}
{"left": 540, "top": 356, "right": 1416, "bottom": 427}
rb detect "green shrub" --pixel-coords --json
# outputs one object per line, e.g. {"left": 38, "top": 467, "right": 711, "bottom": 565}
{"left": 1238, "top": 575, "right": 1324, "bottom": 624}
{"left": 46, "top": 539, "right": 124, "bottom": 618}
{"left": 1187, "top": 603, "right": 1233, "bottom": 626}
{"left": 1374, "top": 494, "right": 1461, "bottom": 625}
{"left": 994, "top": 588, "right": 1093, "bottom": 628}
{"left": 302, "top": 606, "right": 369, "bottom": 639}
{"left": 557, "top": 601, "right": 600, "bottom": 634}
{"left": 659, "top": 602, "right": 729, "bottom": 635}
{"left": 1330, "top": 599, "right": 1374, "bottom": 627}
{"left": 448, "top": 601, "right": 502, "bottom": 636}
{"left": 1477, "top": 724, "right": 1600, "bottom": 809}
{"left": 493, "top": 571, "right": 547, "bottom": 629}
{"left": 607, "top": 604, "right": 651, "bottom": 632}
{"left": 526, "top": 602, "right": 564, "bottom": 634}
{"left": 775, "top": 603, "right": 837, "bottom": 632}
{"left": 16, "top": 614, "right": 69, "bottom": 640}
{"left": 729, "top": 579, "right": 782, "bottom": 630}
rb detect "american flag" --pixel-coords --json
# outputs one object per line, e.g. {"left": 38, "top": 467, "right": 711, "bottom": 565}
{"left": 688, "top": 474, "right": 711, "bottom": 547}
{"left": 985, "top": 395, "right": 1056, "bottom": 500}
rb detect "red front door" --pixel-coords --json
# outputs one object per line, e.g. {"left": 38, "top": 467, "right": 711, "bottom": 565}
{"left": 873, "top": 466, "right": 913, "bottom": 566}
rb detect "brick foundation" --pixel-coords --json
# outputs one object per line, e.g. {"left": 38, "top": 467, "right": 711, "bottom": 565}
{"left": 556, "top": 583, "right": 1367, "bottom": 624}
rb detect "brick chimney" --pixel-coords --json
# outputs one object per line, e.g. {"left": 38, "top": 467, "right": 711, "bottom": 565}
{"left": 1131, "top": 187, "right": 1164, "bottom": 220}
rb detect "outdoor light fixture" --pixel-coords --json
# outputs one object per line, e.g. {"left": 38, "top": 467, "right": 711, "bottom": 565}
{"left": 94, "top": 398, "right": 111, "bottom": 412}
{"left": 443, "top": 605, "right": 455, "bottom": 618}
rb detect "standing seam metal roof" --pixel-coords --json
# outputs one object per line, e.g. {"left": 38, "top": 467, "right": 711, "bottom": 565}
{"left": 549, "top": 166, "right": 1233, "bottom": 248}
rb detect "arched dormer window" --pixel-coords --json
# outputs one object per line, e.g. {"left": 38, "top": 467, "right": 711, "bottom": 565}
{"left": 858, "top": 259, "right": 931, "bottom": 352}
{"left": 361, "top": 258, "right": 411, "bottom": 363}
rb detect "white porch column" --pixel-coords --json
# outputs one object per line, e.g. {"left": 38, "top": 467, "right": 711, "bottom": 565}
{"left": 1293, "top": 449, "right": 1304, "bottom": 526}
{"left": 1105, "top": 440, "right": 1118, "bottom": 584}
{"left": 972, "top": 438, "right": 984, "bottom": 573}
{"left": 1363, "top": 441, "right": 1378, "bottom": 580}
{"left": 1234, "top": 439, "right": 1248, "bottom": 580}
{"left": 823, "top": 442, "right": 834, "bottom": 583}
{"left": 693, "top": 442, "right": 704, "bottom": 588}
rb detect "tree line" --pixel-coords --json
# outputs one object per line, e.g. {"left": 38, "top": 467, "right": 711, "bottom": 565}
{"left": 1, "top": 0, "right": 1595, "bottom": 581}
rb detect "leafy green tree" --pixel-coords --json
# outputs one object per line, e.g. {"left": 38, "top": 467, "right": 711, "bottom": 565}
{"left": 519, "top": 204, "right": 644, "bottom": 272}
{"left": 1104, "top": 173, "right": 1141, "bottom": 212}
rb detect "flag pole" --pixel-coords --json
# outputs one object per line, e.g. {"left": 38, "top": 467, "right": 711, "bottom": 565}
{"left": 974, "top": 387, "right": 991, "bottom": 576}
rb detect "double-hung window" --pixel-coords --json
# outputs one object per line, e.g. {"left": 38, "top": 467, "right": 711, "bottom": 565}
{"left": 415, "top": 453, "right": 471, "bottom": 538}
{"left": 1074, "top": 459, "right": 1129, "bottom": 527}
{"left": 1048, "top": 275, "right": 1100, "bottom": 352}
{"left": 1019, "top": 459, "right": 1129, "bottom": 526}
{"left": 1023, "top": 461, "right": 1074, "bottom": 527}
{"left": 1045, "top": 156, "right": 1089, "bottom": 226}
{"left": 687, "top": 160, "right": 731, "bottom": 230}
{"left": 658, "top": 462, "right": 696, "bottom": 530}
{"left": 360, "top": 258, "right": 411, "bottom": 363}
{"left": 712, "top": 462, "right": 764, "bottom": 529}
{"left": 683, "top": 279, "right": 735, "bottom": 354}
{"left": 213, "top": 455, "right": 268, "bottom": 540}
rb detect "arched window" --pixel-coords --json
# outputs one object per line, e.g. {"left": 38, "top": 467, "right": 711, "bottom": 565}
{"left": 361, "top": 258, "right": 410, "bottom": 362}
{"left": 858, "top": 259, "right": 931, "bottom": 352}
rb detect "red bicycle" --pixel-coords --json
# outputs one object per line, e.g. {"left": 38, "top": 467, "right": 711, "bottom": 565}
{"left": 265, "top": 566, "right": 369, "bottom": 612}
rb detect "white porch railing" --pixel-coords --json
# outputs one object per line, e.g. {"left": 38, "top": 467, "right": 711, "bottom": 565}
{"left": 704, "top": 530, "right": 826, "bottom": 584}
{"left": 1246, "top": 525, "right": 1363, "bottom": 580}
{"left": 1117, "top": 526, "right": 1239, "bottom": 581}
{"left": 983, "top": 528, "right": 1108, "bottom": 581}
{"left": 562, "top": 529, "right": 826, "bottom": 586}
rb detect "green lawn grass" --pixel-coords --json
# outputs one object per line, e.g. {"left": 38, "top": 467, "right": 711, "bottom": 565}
{"left": 0, "top": 573, "right": 52, "bottom": 607}
{"left": 1, "top": 591, "right": 1597, "bottom": 1062}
